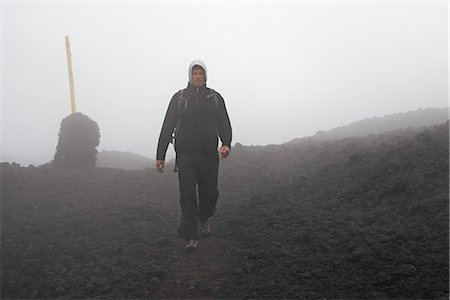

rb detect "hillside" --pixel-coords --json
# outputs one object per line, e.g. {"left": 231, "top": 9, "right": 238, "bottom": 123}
{"left": 1, "top": 122, "right": 448, "bottom": 299}
{"left": 288, "top": 107, "right": 448, "bottom": 144}
{"left": 97, "top": 107, "right": 448, "bottom": 171}
{"left": 220, "top": 122, "right": 449, "bottom": 298}
{"left": 96, "top": 150, "right": 154, "bottom": 170}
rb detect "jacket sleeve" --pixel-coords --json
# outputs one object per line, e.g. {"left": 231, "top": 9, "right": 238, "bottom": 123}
{"left": 156, "top": 93, "right": 179, "bottom": 160}
{"left": 217, "top": 93, "right": 232, "bottom": 149}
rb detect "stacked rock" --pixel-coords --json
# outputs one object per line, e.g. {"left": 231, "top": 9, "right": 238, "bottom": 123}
{"left": 53, "top": 113, "right": 100, "bottom": 168}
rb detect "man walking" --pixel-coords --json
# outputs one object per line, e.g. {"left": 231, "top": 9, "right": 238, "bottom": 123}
{"left": 156, "top": 60, "right": 232, "bottom": 251}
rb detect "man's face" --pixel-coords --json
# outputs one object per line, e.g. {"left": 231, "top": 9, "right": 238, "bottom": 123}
{"left": 191, "top": 67, "right": 205, "bottom": 87}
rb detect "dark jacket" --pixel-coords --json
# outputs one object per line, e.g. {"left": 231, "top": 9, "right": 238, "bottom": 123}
{"left": 156, "top": 83, "right": 232, "bottom": 160}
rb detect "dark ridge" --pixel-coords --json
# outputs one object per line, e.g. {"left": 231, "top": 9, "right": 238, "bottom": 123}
{"left": 96, "top": 150, "right": 155, "bottom": 170}
{"left": 287, "top": 107, "right": 449, "bottom": 144}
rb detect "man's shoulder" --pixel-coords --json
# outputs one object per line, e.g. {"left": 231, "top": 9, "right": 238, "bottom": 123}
{"left": 206, "top": 87, "right": 218, "bottom": 93}
{"left": 206, "top": 87, "right": 223, "bottom": 98}
{"left": 171, "top": 88, "right": 187, "bottom": 99}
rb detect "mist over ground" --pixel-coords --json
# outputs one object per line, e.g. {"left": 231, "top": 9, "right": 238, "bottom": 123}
{"left": 2, "top": 2, "right": 447, "bottom": 165}
{"left": 2, "top": 121, "right": 448, "bottom": 298}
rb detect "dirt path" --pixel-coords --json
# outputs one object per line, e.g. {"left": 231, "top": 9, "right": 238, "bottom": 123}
{"left": 158, "top": 232, "right": 234, "bottom": 298}
{"left": 146, "top": 192, "right": 238, "bottom": 299}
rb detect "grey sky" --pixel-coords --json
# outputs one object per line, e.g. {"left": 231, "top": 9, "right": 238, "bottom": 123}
{"left": 2, "top": 1, "right": 448, "bottom": 166}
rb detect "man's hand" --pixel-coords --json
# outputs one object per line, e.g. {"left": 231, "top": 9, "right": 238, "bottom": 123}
{"left": 219, "top": 146, "right": 231, "bottom": 158}
{"left": 156, "top": 160, "right": 165, "bottom": 173}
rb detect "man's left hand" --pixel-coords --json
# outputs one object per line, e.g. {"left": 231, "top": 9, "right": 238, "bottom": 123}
{"left": 219, "top": 146, "right": 231, "bottom": 158}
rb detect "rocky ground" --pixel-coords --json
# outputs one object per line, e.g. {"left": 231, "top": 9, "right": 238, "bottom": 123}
{"left": 1, "top": 123, "right": 449, "bottom": 299}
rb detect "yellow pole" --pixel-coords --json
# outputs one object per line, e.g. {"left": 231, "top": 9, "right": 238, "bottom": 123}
{"left": 65, "top": 36, "right": 76, "bottom": 113}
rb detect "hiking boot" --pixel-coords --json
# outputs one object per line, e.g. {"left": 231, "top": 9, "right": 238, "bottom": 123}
{"left": 184, "top": 239, "right": 198, "bottom": 251}
{"left": 199, "top": 222, "right": 210, "bottom": 236}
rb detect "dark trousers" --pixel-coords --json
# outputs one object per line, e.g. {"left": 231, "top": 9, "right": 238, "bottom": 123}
{"left": 176, "top": 152, "right": 219, "bottom": 240}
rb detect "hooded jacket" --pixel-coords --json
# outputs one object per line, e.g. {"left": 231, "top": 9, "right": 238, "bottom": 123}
{"left": 156, "top": 62, "right": 232, "bottom": 160}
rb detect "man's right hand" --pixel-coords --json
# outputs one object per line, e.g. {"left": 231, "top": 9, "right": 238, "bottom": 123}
{"left": 219, "top": 146, "right": 231, "bottom": 158}
{"left": 156, "top": 160, "right": 165, "bottom": 173}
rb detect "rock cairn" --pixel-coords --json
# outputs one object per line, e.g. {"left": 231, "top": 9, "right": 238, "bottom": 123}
{"left": 53, "top": 113, "right": 100, "bottom": 168}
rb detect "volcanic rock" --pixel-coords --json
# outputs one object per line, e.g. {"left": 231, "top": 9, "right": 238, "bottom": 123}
{"left": 53, "top": 112, "right": 100, "bottom": 169}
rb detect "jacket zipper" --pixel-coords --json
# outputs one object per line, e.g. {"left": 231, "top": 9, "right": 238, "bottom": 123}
{"left": 196, "top": 87, "right": 200, "bottom": 148}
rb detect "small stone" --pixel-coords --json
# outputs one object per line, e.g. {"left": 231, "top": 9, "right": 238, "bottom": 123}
{"left": 375, "top": 272, "right": 393, "bottom": 284}
{"left": 137, "top": 289, "right": 149, "bottom": 297}
{"left": 255, "top": 250, "right": 267, "bottom": 259}
{"left": 156, "top": 238, "right": 172, "bottom": 246}
{"left": 30, "top": 290, "right": 39, "bottom": 298}
{"left": 311, "top": 269, "right": 325, "bottom": 279}
{"left": 56, "top": 285, "right": 65, "bottom": 294}
{"left": 243, "top": 262, "right": 254, "bottom": 273}
{"left": 232, "top": 267, "right": 245, "bottom": 275}
{"left": 301, "top": 272, "right": 312, "bottom": 279}
{"left": 279, "top": 248, "right": 290, "bottom": 256}
{"left": 394, "top": 264, "right": 417, "bottom": 276}
{"left": 150, "top": 277, "right": 161, "bottom": 286}
{"left": 273, "top": 241, "right": 282, "bottom": 247}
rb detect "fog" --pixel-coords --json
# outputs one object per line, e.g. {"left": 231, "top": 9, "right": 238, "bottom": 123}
{"left": 2, "top": 1, "right": 448, "bottom": 166}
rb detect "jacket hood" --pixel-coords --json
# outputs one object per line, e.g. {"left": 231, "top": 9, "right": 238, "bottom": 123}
{"left": 188, "top": 60, "right": 207, "bottom": 84}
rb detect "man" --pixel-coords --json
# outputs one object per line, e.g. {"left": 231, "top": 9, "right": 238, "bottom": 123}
{"left": 156, "top": 60, "right": 232, "bottom": 251}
